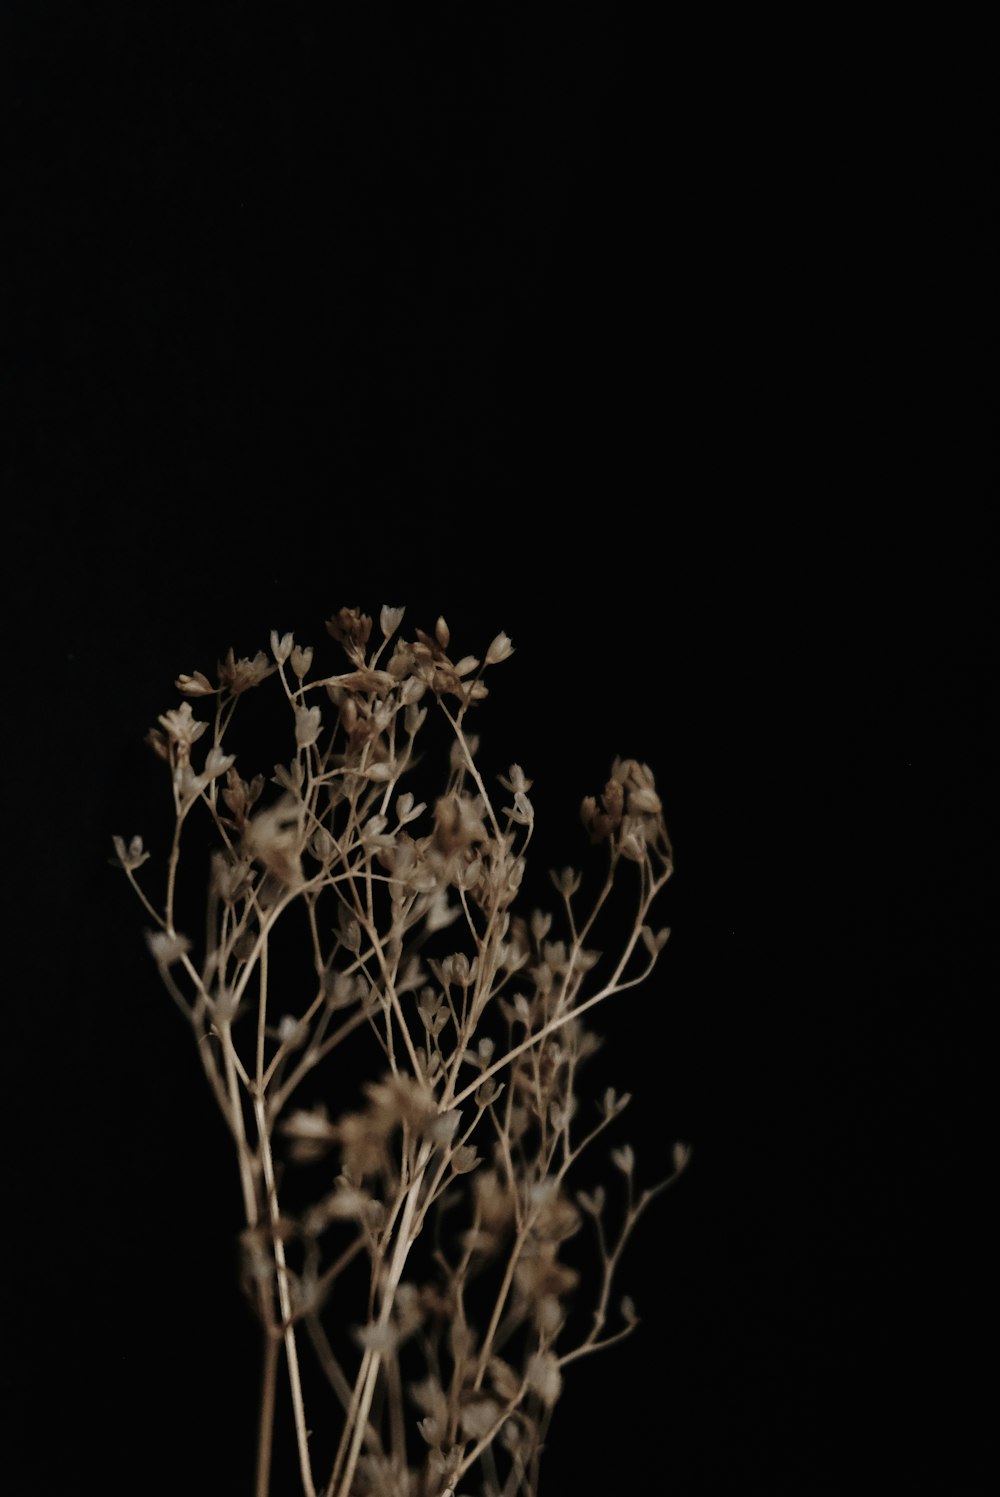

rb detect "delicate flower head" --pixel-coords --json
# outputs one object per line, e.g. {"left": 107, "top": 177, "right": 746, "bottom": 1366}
{"left": 217, "top": 648, "right": 273, "bottom": 694}
{"left": 326, "top": 606, "right": 372, "bottom": 661}
{"left": 498, "top": 764, "right": 533, "bottom": 795}
{"left": 110, "top": 834, "right": 149, "bottom": 872}
{"left": 157, "top": 701, "right": 208, "bottom": 751}
{"left": 611, "top": 1143, "right": 635, "bottom": 1175}
{"left": 203, "top": 746, "right": 235, "bottom": 780}
{"left": 526, "top": 1351, "right": 562, "bottom": 1406}
{"left": 550, "top": 866, "right": 582, "bottom": 898}
{"left": 290, "top": 644, "right": 313, "bottom": 680}
{"left": 294, "top": 704, "right": 322, "bottom": 748}
{"left": 485, "top": 630, "right": 514, "bottom": 665}
{"left": 146, "top": 929, "right": 191, "bottom": 966}
{"left": 174, "top": 670, "right": 217, "bottom": 697}
{"left": 354, "top": 1322, "right": 399, "bottom": 1355}
{"left": 379, "top": 603, "right": 405, "bottom": 639}
{"left": 270, "top": 629, "right": 294, "bottom": 663}
{"left": 451, "top": 1145, "right": 481, "bottom": 1175}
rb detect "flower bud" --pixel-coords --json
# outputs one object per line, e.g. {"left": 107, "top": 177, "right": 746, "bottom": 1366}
{"left": 485, "top": 631, "right": 514, "bottom": 665}
{"left": 270, "top": 630, "right": 294, "bottom": 663}
{"left": 290, "top": 644, "right": 313, "bottom": 680}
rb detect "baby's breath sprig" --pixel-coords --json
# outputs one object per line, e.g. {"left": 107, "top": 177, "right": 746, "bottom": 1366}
{"left": 114, "top": 604, "right": 686, "bottom": 1497}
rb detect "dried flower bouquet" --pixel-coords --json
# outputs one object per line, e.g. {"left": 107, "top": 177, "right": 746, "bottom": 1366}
{"left": 114, "top": 605, "right": 687, "bottom": 1497}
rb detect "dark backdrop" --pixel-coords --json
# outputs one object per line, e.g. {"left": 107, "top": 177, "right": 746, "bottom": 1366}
{"left": 2, "top": 8, "right": 990, "bottom": 1495}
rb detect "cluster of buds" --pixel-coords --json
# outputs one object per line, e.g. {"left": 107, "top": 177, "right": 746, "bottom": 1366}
{"left": 581, "top": 757, "right": 671, "bottom": 865}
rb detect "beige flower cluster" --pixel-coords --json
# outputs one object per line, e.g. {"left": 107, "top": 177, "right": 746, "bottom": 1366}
{"left": 114, "top": 605, "right": 687, "bottom": 1497}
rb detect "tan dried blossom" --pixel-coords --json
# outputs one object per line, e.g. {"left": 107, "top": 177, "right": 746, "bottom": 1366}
{"left": 611, "top": 1144, "right": 635, "bottom": 1176}
{"left": 355, "top": 1322, "right": 399, "bottom": 1356}
{"left": 281, "top": 1106, "right": 338, "bottom": 1163}
{"left": 549, "top": 865, "right": 582, "bottom": 898}
{"left": 289, "top": 643, "right": 313, "bottom": 680}
{"left": 175, "top": 669, "right": 217, "bottom": 697}
{"left": 450, "top": 1145, "right": 481, "bottom": 1175}
{"left": 157, "top": 701, "right": 208, "bottom": 751}
{"left": 336, "top": 667, "right": 398, "bottom": 694}
{"left": 485, "top": 630, "right": 514, "bottom": 665}
{"left": 498, "top": 763, "right": 533, "bottom": 795}
{"left": 204, "top": 745, "right": 235, "bottom": 780}
{"left": 220, "top": 767, "right": 264, "bottom": 830}
{"left": 210, "top": 853, "right": 254, "bottom": 904}
{"left": 244, "top": 796, "right": 305, "bottom": 885}
{"left": 217, "top": 647, "right": 273, "bottom": 694}
{"left": 362, "top": 1073, "right": 437, "bottom": 1135}
{"left": 603, "top": 1087, "right": 632, "bottom": 1118}
{"left": 110, "top": 834, "right": 150, "bottom": 871}
{"left": 506, "top": 789, "right": 534, "bottom": 826}
{"left": 432, "top": 792, "right": 489, "bottom": 855}
{"left": 460, "top": 1396, "right": 501, "bottom": 1440}
{"left": 640, "top": 923, "right": 672, "bottom": 956}
{"left": 294, "top": 704, "right": 322, "bottom": 748}
{"left": 519, "top": 1248, "right": 579, "bottom": 1306}
{"left": 270, "top": 629, "right": 294, "bottom": 663}
{"left": 474, "top": 1169, "right": 517, "bottom": 1235}
{"left": 379, "top": 603, "right": 405, "bottom": 639}
{"left": 145, "top": 929, "right": 191, "bottom": 966}
{"left": 525, "top": 1350, "right": 563, "bottom": 1407}
{"left": 576, "top": 1185, "right": 606, "bottom": 1218}
{"left": 325, "top": 605, "right": 372, "bottom": 661}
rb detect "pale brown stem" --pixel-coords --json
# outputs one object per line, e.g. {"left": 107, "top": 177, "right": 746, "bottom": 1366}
{"left": 255, "top": 1096, "right": 316, "bottom": 1497}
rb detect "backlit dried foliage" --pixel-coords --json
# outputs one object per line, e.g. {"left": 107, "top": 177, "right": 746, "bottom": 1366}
{"left": 114, "top": 606, "right": 688, "bottom": 1497}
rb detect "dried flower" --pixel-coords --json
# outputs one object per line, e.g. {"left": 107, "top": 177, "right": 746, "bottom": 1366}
{"left": 576, "top": 1185, "right": 606, "bottom": 1217}
{"left": 485, "top": 630, "right": 514, "bottom": 665}
{"left": 460, "top": 1397, "right": 501, "bottom": 1440}
{"left": 157, "top": 701, "right": 208, "bottom": 751}
{"left": 451, "top": 1145, "right": 481, "bottom": 1174}
{"left": 354, "top": 1322, "right": 399, "bottom": 1355}
{"left": 379, "top": 603, "right": 405, "bottom": 639}
{"left": 294, "top": 704, "right": 322, "bottom": 748}
{"left": 498, "top": 764, "right": 533, "bottom": 795}
{"left": 603, "top": 1087, "right": 631, "bottom": 1117}
{"left": 326, "top": 606, "right": 372, "bottom": 661}
{"left": 611, "top": 1144, "right": 635, "bottom": 1176}
{"left": 146, "top": 930, "right": 190, "bottom": 966}
{"left": 110, "top": 834, "right": 150, "bottom": 871}
{"left": 550, "top": 866, "right": 582, "bottom": 899}
{"left": 203, "top": 746, "right": 236, "bottom": 780}
{"left": 175, "top": 669, "right": 217, "bottom": 697}
{"left": 217, "top": 648, "right": 273, "bottom": 694}
{"left": 289, "top": 644, "right": 313, "bottom": 680}
{"left": 270, "top": 629, "right": 294, "bottom": 663}
{"left": 121, "top": 601, "right": 684, "bottom": 1497}
{"left": 526, "top": 1351, "right": 562, "bottom": 1407}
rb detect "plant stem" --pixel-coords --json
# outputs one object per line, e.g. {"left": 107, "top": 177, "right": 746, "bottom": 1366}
{"left": 331, "top": 1142, "right": 430, "bottom": 1497}
{"left": 255, "top": 1095, "right": 317, "bottom": 1497}
{"left": 255, "top": 1330, "right": 279, "bottom": 1497}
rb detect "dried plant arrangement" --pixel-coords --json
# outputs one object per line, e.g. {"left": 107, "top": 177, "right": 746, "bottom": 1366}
{"left": 113, "top": 604, "right": 688, "bottom": 1497}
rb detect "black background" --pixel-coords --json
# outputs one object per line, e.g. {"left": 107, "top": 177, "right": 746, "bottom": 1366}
{"left": 2, "top": 7, "right": 991, "bottom": 1495}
